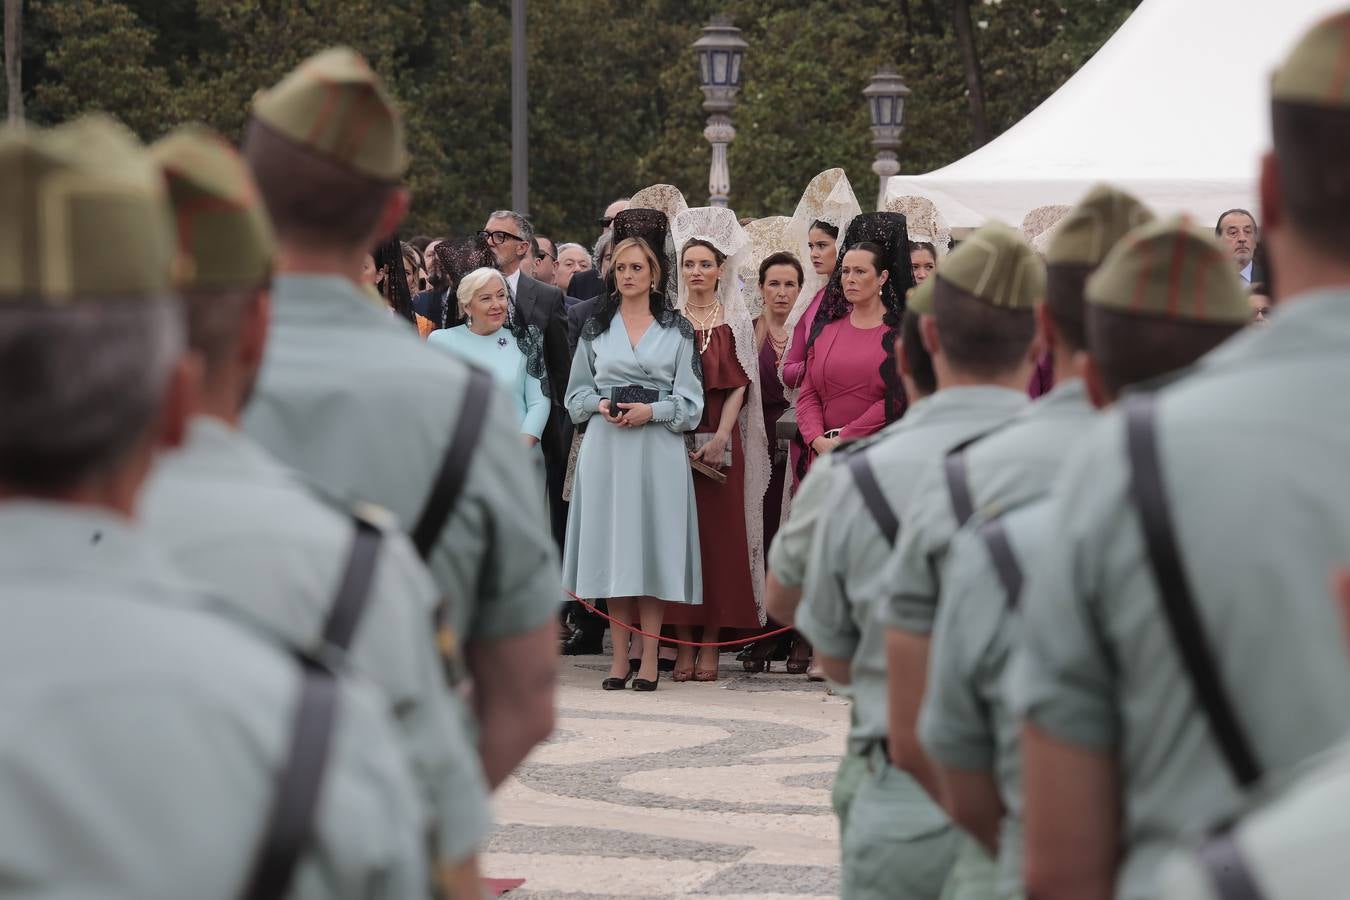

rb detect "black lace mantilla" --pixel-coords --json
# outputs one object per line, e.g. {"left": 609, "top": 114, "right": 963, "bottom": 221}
{"left": 578, "top": 302, "right": 703, "bottom": 385}
{"left": 510, "top": 321, "right": 549, "bottom": 399}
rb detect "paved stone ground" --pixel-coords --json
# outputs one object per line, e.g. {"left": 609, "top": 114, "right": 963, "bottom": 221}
{"left": 483, "top": 654, "right": 850, "bottom": 899}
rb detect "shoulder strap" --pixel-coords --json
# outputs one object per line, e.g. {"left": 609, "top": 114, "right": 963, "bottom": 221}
{"left": 1124, "top": 393, "right": 1263, "bottom": 789}
{"left": 412, "top": 365, "right": 496, "bottom": 560}
{"left": 320, "top": 511, "right": 385, "bottom": 654}
{"left": 847, "top": 452, "right": 899, "bottom": 546}
{"left": 241, "top": 659, "right": 339, "bottom": 900}
{"left": 976, "top": 516, "right": 1024, "bottom": 610}
{"left": 943, "top": 445, "right": 976, "bottom": 528}
{"left": 1196, "top": 832, "right": 1267, "bottom": 900}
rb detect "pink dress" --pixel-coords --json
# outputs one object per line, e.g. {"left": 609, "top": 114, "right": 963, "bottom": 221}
{"left": 782, "top": 286, "right": 827, "bottom": 391}
{"left": 795, "top": 317, "right": 889, "bottom": 479}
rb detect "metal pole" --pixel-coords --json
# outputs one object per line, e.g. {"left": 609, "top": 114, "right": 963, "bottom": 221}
{"left": 4, "top": 0, "right": 22, "bottom": 125}
{"left": 705, "top": 115, "right": 734, "bottom": 208}
{"left": 510, "top": 0, "right": 528, "bottom": 215}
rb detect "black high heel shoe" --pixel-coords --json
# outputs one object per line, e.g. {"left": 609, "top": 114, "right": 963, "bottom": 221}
{"left": 632, "top": 668, "right": 661, "bottom": 692}
{"left": 602, "top": 670, "right": 633, "bottom": 691}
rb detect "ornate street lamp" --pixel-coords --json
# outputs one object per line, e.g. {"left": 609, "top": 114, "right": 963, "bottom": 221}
{"left": 863, "top": 65, "right": 911, "bottom": 210}
{"left": 693, "top": 15, "right": 748, "bottom": 208}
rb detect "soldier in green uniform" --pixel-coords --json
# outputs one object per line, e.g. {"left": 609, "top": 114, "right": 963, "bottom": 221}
{"left": 239, "top": 48, "right": 559, "bottom": 787}
{"left": 1011, "top": 13, "right": 1350, "bottom": 898}
{"left": 141, "top": 125, "right": 490, "bottom": 898}
{"left": 0, "top": 115, "right": 426, "bottom": 898}
{"left": 1158, "top": 582, "right": 1350, "bottom": 900}
{"left": 874, "top": 222, "right": 1075, "bottom": 896}
{"left": 920, "top": 208, "right": 1256, "bottom": 900}
{"left": 787, "top": 269, "right": 1034, "bottom": 899}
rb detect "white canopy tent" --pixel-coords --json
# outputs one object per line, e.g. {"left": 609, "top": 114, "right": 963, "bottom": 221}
{"left": 884, "top": 0, "right": 1345, "bottom": 227}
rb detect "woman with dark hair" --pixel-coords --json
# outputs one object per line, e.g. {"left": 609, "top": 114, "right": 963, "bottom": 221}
{"left": 563, "top": 236, "right": 705, "bottom": 692}
{"left": 795, "top": 212, "right": 913, "bottom": 479}
{"left": 909, "top": 241, "right": 937, "bottom": 285}
{"left": 755, "top": 251, "right": 800, "bottom": 546}
{"left": 662, "top": 208, "right": 770, "bottom": 682}
{"left": 373, "top": 237, "right": 415, "bottom": 325}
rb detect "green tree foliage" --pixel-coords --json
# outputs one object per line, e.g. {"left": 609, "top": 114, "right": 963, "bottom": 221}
{"left": 14, "top": 0, "right": 1138, "bottom": 244}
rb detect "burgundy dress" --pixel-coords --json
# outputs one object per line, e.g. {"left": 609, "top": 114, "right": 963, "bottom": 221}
{"left": 759, "top": 334, "right": 790, "bottom": 550}
{"left": 665, "top": 324, "right": 760, "bottom": 630}
{"left": 795, "top": 317, "right": 889, "bottom": 480}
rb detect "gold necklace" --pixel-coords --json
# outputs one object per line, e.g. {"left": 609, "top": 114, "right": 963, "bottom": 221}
{"left": 684, "top": 302, "right": 721, "bottom": 353}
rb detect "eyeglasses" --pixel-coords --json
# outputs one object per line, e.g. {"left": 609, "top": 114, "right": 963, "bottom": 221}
{"left": 535, "top": 250, "right": 556, "bottom": 262}
{"left": 478, "top": 229, "right": 524, "bottom": 246}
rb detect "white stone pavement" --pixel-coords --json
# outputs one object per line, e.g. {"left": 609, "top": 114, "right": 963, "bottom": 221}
{"left": 483, "top": 654, "right": 851, "bottom": 899}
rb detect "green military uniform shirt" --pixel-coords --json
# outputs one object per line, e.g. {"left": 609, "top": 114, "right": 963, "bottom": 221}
{"left": 1009, "top": 291, "right": 1350, "bottom": 900}
{"left": 0, "top": 502, "right": 426, "bottom": 898}
{"left": 879, "top": 378, "right": 1095, "bottom": 635}
{"left": 1157, "top": 741, "right": 1350, "bottom": 900}
{"left": 921, "top": 499, "right": 1052, "bottom": 900}
{"left": 796, "top": 386, "right": 1030, "bottom": 756}
{"left": 767, "top": 418, "right": 902, "bottom": 590}
{"left": 243, "top": 274, "right": 560, "bottom": 647}
{"left": 143, "top": 416, "right": 491, "bottom": 865}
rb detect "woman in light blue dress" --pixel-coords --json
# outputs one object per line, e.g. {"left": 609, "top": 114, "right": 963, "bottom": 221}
{"left": 564, "top": 237, "right": 705, "bottom": 692}
{"left": 427, "top": 267, "right": 550, "bottom": 449}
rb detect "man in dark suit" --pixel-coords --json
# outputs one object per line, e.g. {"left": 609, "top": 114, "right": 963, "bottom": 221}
{"left": 483, "top": 210, "right": 572, "bottom": 552}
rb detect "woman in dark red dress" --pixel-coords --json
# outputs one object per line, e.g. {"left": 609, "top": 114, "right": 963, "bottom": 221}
{"left": 664, "top": 209, "right": 770, "bottom": 681}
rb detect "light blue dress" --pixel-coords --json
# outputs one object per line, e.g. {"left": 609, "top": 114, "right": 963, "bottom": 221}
{"left": 563, "top": 311, "right": 705, "bottom": 605}
{"left": 428, "top": 323, "right": 550, "bottom": 441}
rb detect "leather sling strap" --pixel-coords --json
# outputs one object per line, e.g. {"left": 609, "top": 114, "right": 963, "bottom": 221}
{"left": 847, "top": 452, "right": 899, "bottom": 546}
{"left": 320, "top": 513, "right": 385, "bottom": 653}
{"left": 242, "top": 510, "right": 388, "bottom": 899}
{"left": 412, "top": 366, "right": 496, "bottom": 560}
{"left": 241, "top": 660, "right": 339, "bottom": 900}
{"left": 943, "top": 447, "right": 976, "bottom": 528}
{"left": 1125, "top": 393, "right": 1263, "bottom": 789}
{"left": 977, "top": 516, "right": 1024, "bottom": 610}
{"left": 1197, "top": 832, "right": 1267, "bottom": 900}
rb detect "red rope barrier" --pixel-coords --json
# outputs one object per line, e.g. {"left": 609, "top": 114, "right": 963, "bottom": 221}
{"left": 566, "top": 592, "right": 793, "bottom": 648}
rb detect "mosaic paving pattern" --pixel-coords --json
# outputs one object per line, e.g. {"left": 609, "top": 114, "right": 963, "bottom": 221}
{"left": 484, "top": 655, "right": 850, "bottom": 898}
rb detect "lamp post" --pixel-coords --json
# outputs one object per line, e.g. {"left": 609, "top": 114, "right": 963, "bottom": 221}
{"left": 863, "top": 65, "right": 910, "bottom": 210}
{"left": 693, "top": 15, "right": 748, "bottom": 208}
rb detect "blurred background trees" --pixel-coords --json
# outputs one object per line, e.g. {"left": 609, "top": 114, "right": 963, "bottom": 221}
{"left": 6, "top": 0, "right": 1139, "bottom": 241}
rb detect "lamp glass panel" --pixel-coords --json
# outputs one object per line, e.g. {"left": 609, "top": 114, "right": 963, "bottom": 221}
{"left": 713, "top": 50, "right": 729, "bottom": 84}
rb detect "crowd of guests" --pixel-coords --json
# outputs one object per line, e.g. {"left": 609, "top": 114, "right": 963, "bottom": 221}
{"left": 3, "top": 9, "right": 1349, "bottom": 900}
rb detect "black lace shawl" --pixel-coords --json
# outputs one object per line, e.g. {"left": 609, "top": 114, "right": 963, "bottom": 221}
{"left": 374, "top": 237, "right": 414, "bottom": 324}
{"left": 579, "top": 292, "right": 703, "bottom": 385}
{"left": 511, "top": 320, "right": 550, "bottom": 400}
{"left": 434, "top": 236, "right": 498, "bottom": 330}
{"left": 793, "top": 211, "right": 914, "bottom": 481}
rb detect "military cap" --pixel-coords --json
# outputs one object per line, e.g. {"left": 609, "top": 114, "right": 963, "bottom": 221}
{"left": 1272, "top": 12, "right": 1350, "bottom": 109}
{"left": 152, "top": 125, "right": 275, "bottom": 291}
{"left": 934, "top": 221, "right": 1044, "bottom": 309}
{"left": 1046, "top": 185, "right": 1154, "bottom": 268}
{"left": 251, "top": 47, "right": 408, "bottom": 180}
{"left": 0, "top": 114, "right": 176, "bottom": 301}
{"left": 907, "top": 276, "right": 935, "bottom": 316}
{"left": 1086, "top": 217, "right": 1249, "bottom": 323}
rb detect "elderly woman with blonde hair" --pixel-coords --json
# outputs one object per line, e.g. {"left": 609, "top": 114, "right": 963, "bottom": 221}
{"left": 428, "top": 266, "right": 551, "bottom": 449}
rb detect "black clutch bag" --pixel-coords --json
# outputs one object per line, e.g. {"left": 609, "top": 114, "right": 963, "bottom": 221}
{"left": 608, "top": 384, "right": 660, "bottom": 413}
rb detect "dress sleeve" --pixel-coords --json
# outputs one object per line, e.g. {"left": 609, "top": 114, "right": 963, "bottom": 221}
{"left": 650, "top": 328, "right": 705, "bottom": 433}
{"left": 565, "top": 332, "right": 604, "bottom": 424}
{"left": 521, "top": 364, "right": 550, "bottom": 440}
{"left": 795, "top": 344, "right": 825, "bottom": 444}
{"left": 839, "top": 395, "right": 888, "bottom": 440}
{"left": 782, "top": 322, "right": 811, "bottom": 390}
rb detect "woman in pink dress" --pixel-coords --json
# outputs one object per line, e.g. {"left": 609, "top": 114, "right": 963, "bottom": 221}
{"left": 794, "top": 212, "right": 913, "bottom": 479}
